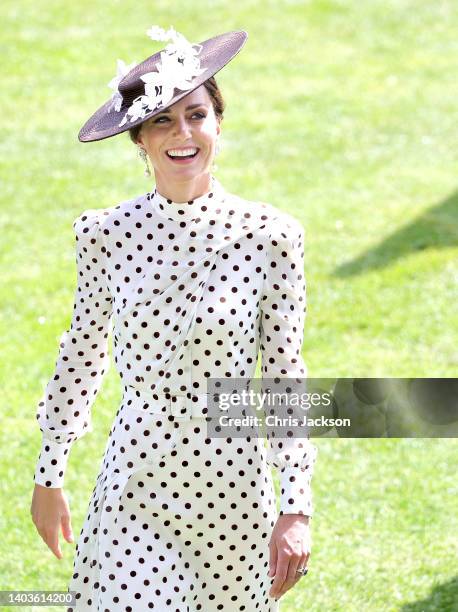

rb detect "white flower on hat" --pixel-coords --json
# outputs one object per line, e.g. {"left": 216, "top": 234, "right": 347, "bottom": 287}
{"left": 107, "top": 59, "right": 138, "bottom": 112}
{"left": 115, "top": 25, "right": 207, "bottom": 127}
{"left": 119, "top": 96, "right": 151, "bottom": 124}
{"left": 146, "top": 25, "right": 175, "bottom": 42}
{"left": 141, "top": 51, "right": 201, "bottom": 106}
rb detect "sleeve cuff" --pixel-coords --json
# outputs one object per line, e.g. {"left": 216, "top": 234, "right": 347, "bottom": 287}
{"left": 33, "top": 437, "right": 73, "bottom": 488}
{"left": 278, "top": 465, "right": 314, "bottom": 516}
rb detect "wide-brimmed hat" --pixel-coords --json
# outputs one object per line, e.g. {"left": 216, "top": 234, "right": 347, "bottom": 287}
{"left": 78, "top": 26, "right": 248, "bottom": 143}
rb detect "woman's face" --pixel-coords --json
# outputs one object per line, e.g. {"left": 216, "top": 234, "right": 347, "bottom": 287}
{"left": 136, "top": 85, "right": 221, "bottom": 184}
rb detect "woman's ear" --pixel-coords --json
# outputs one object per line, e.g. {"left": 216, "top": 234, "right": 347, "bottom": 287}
{"left": 136, "top": 127, "right": 144, "bottom": 148}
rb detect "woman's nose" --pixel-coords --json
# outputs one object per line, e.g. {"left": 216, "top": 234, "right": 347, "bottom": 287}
{"left": 173, "top": 117, "right": 192, "bottom": 138}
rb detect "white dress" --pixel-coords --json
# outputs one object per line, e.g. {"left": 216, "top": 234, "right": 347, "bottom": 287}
{"left": 33, "top": 175, "right": 318, "bottom": 611}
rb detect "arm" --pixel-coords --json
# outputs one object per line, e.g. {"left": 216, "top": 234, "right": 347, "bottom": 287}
{"left": 260, "top": 217, "right": 318, "bottom": 518}
{"left": 33, "top": 209, "right": 113, "bottom": 489}
{"left": 260, "top": 217, "right": 318, "bottom": 600}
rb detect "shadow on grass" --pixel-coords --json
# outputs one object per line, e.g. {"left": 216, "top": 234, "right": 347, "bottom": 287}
{"left": 332, "top": 189, "right": 458, "bottom": 277}
{"left": 401, "top": 575, "right": 458, "bottom": 612}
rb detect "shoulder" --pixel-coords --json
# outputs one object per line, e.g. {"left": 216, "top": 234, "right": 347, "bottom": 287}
{"left": 226, "top": 191, "right": 304, "bottom": 241}
{"left": 73, "top": 208, "right": 105, "bottom": 238}
{"left": 266, "top": 206, "right": 304, "bottom": 243}
{"left": 72, "top": 193, "right": 145, "bottom": 237}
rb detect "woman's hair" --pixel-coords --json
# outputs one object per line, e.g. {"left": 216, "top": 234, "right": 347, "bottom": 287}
{"left": 128, "top": 76, "right": 225, "bottom": 145}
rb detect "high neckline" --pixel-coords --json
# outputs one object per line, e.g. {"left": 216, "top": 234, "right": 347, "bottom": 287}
{"left": 147, "top": 175, "right": 226, "bottom": 222}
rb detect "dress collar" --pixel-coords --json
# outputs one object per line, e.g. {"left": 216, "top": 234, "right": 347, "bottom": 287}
{"left": 147, "top": 175, "right": 227, "bottom": 222}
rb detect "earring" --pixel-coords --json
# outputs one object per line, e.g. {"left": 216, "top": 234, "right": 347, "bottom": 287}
{"left": 212, "top": 138, "right": 221, "bottom": 173}
{"left": 137, "top": 146, "right": 151, "bottom": 177}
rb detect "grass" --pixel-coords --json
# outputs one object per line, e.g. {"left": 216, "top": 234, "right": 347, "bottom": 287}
{"left": 1, "top": 0, "right": 457, "bottom": 610}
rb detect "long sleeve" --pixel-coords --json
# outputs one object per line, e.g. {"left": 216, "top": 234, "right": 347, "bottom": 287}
{"left": 259, "top": 215, "right": 318, "bottom": 516}
{"left": 33, "top": 209, "right": 113, "bottom": 488}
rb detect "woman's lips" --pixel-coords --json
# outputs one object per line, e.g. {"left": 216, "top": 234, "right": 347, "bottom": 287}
{"left": 165, "top": 149, "right": 200, "bottom": 164}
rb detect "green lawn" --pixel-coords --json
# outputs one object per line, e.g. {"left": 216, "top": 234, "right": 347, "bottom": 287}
{"left": 1, "top": 0, "right": 457, "bottom": 610}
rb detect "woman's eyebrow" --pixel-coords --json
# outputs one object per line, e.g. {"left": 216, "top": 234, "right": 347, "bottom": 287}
{"left": 157, "top": 103, "right": 208, "bottom": 114}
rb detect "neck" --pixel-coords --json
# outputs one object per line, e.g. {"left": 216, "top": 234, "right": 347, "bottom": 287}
{"left": 153, "top": 172, "right": 213, "bottom": 203}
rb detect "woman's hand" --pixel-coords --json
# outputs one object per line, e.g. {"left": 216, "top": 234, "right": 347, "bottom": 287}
{"left": 268, "top": 514, "right": 311, "bottom": 601}
{"left": 30, "top": 484, "right": 74, "bottom": 559}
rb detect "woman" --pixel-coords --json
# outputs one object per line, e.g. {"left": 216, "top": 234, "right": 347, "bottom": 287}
{"left": 30, "top": 26, "right": 318, "bottom": 611}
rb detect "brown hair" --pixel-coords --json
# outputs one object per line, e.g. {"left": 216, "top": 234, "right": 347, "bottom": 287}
{"left": 128, "top": 76, "right": 225, "bottom": 144}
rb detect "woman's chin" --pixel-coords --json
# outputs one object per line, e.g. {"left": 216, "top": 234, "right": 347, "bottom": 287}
{"left": 164, "top": 164, "right": 209, "bottom": 178}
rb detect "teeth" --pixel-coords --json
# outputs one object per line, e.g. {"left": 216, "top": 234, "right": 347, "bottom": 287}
{"left": 167, "top": 148, "right": 198, "bottom": 157}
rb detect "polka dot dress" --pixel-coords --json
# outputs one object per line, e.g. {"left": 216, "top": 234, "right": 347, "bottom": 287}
{"left": 34, "top": 175, "right": 318, "bottom": 611}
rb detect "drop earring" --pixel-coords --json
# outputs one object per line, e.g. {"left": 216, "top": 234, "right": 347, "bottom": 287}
{"left": 211, "top": 138, "right": 221, "bottom": 173}
{"left": 137, "top": 146, "right": 151, "bottom": 177}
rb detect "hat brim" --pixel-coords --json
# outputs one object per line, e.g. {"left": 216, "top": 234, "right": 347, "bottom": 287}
{"left": 78, "top": 30, "right": 248, "bottom": 143}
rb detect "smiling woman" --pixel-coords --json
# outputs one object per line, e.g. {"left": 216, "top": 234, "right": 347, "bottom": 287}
{"left": 129, "top": 78, "right": 225, "bottom": 203}
{"left": 31, "top": 24, "right": 317, "bottom": 612}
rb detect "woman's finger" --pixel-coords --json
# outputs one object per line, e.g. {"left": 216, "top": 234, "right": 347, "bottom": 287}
{"left": 278, "top": 552, "right": 308, "bottom": 598}
{"left": 269, "top": 551, "right": 290, "bottom": 599}
{"left": 268, "top": 538, "right": 278, "bottom": 577}
{"left": 46, "top": 527, "right": 63, "bottom": 559}
{"left": 61, "top": 513, "right": 74, "bottom": 543}
{"left": 275, "top": 552, "right": 304, "bottom": 599}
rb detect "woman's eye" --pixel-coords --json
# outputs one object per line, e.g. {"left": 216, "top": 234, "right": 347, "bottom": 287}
{"left": 153, "top": 112, "right": 206, "bottom": 124}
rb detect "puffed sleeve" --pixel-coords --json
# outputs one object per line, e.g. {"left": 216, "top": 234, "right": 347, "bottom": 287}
{"left": 33, "top": 209, "right": 113, "bottom": 488}
{"left": 259, "top": 216, "right": 318, "bottom": 517}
